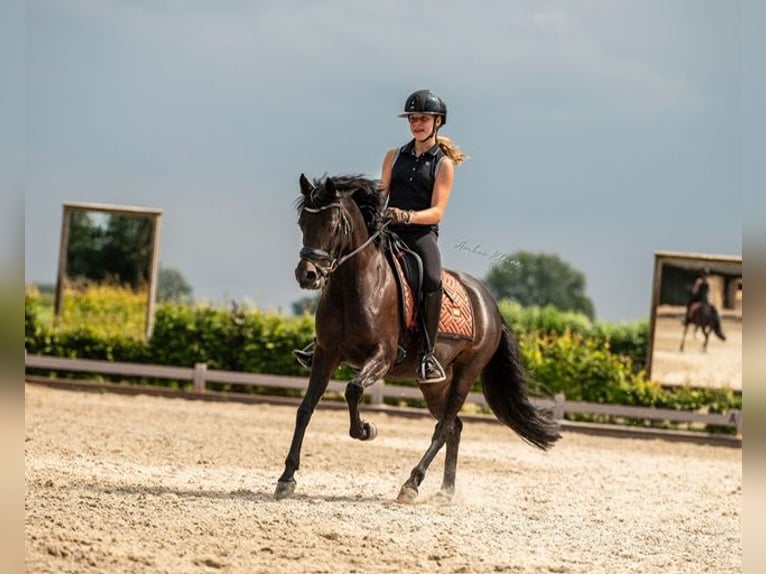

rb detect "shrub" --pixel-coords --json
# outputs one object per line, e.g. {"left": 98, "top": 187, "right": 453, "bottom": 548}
{"left": 499, "top": 300, "right": 649, "bottom": 370}
{"left": 520, "top": 330, "right": 637, "bottom": 402}
{"left": 148, "top": 302, "right": 315, "bottom": 376}
{"left": 588, "top": 320, "right": 650, "bottom": 370}
{"left": 59, "top": 281, "right": 149, "bottom": 340}
{"left": 499, "top": 300, "right": 592, "bottom": 336}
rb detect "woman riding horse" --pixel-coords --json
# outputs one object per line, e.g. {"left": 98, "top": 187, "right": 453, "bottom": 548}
{"left": 280, "top": 173, "right": 560, "bottom": 502}
{"left": 684, "top": 266, "right": 711, "bottom": 323}
{"left": 294, "top": 89, "right": 467, "bottom": 383}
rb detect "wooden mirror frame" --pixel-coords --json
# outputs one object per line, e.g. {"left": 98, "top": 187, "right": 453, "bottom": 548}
{"left": 53, "top": 201, "right": 163, "bottom": 339}
{"left": 647, "top": 250, "right": 742, "bottom": 389}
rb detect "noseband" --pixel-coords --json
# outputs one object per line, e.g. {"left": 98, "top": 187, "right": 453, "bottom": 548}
{"left": 299, "top": 201, "right": 385, "bottom": 278}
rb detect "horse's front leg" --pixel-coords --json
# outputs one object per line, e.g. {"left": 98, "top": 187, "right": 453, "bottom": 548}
{"left": 679, "top": 322, "right": 689, "bottom": 352}
{"left": 345, "top": 347, "right": 394, "bottom": 442}
{"left": 275, "top": 349, "right": 340, "bottom": 500}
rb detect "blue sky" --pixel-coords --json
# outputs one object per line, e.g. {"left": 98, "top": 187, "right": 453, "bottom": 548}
{"left": 22, "top": 0, "right": 745, "bottom": 322}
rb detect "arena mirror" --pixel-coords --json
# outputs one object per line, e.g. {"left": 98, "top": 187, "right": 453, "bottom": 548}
{"left": 647, "top": 251, "right": 742, "bottom": 391}
{"left": 53, "top": 202, "right": 163, "bottom": 339}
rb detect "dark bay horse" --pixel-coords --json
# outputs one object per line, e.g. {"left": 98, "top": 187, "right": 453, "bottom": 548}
{"left": 680, "top": 301, "right": 726, "bottom": 352}
{"left": 275, "top": 174, "right": 560, "bottom": 503}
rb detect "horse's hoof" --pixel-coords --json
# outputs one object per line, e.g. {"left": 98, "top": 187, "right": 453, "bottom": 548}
{"left": 363, "top": 421, "right": 377, "bottom": 441}
{"left": 274, "top": 479, "right": 296, "bottom": 500}
{"left": 396, "top": 483, "right": 418, "bottom": 504}
{"left": 431, "top": 490, "right": 454, "bottom": 504}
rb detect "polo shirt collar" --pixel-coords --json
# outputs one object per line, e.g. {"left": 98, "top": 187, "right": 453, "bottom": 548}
{"left": 402, "top": 139, "right": 440, "bottom": 157}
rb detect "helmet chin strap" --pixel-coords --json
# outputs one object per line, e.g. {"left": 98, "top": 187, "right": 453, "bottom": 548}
{"left": 416, "top": 118, "right": 441, "bottom": 144}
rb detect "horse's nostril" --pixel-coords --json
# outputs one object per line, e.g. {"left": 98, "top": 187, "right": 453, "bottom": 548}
{"left": 296, "top": 261, "right": 319, "bottom": 287}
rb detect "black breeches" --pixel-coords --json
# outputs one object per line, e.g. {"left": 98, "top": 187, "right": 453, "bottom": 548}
{"left": 396, "top": 229, "right": 442, "bottom": 293}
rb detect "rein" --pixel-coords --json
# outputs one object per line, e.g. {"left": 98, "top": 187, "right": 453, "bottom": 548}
{"left": 300, "top": 202, "right": 387, "bottom": 278}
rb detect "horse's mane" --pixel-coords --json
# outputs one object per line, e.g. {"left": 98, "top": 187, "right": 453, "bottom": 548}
{"left": 296, "top": 174, "right": 385, "bottom": 236}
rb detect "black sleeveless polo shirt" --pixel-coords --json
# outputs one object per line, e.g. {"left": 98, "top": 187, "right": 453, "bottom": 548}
{"left": 388, "top": 139, "right": 446, "bottom": 234}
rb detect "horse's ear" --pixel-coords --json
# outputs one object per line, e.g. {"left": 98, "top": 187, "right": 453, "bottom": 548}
{"left": 299, "top": 173, "right": 313, "bottom": 196}
{"left": 325, "top": 176, "right": 338, "bottom": 197}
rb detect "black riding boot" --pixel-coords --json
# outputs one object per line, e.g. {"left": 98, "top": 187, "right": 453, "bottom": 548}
{"left": 292, "top": 339, "right": 315, "bottom": 369}
{"left": 418, "top": 288, "right": 446, "bottom": 383}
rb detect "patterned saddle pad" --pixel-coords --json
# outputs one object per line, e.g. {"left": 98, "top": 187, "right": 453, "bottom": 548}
{"left": 437, "top": 271, "right": 475, "bottom": 341}
{"left": 389, "top": 255, "right": 475, "bottom": 342}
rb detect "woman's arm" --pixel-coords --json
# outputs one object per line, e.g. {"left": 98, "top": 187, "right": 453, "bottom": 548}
{"left": 379, "top": 148, "right": 397, "bottom": 200}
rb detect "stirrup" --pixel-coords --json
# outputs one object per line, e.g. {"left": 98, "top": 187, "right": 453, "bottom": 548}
{"left": 292, "top": 342, "right": 315, "bottom": 369}
{"left": 418, "top": 353, "right": 446, "bottom": 383}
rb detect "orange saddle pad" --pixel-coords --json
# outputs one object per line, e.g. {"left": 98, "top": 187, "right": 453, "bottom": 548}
{"left": 393, "top": 261, "right": 475, "bottom": 342}
{"left": 437, "top": 271, "right": 475, "bottom": 341}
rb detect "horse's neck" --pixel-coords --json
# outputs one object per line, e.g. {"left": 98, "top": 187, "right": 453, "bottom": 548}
{"left": 325, "top": 204, "right": 392, "bottom": 304}
{"left": 327, "top": 245, "right": 390, "bottom": 305}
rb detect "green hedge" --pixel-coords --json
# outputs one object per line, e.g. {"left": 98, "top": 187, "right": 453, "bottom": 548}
{"left": 149, "top": 303, "right": 315, "bottom": 376}
{"left": 25, "top": 291, "right": 740, "bottom": 431}
{"left": 498, "top": 300, "right": 649, "bottom": 370}
{"left": 519, "top": 330, "right": 739, "bottom": 431}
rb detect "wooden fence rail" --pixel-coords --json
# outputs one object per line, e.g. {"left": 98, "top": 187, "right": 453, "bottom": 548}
{"left": 25, "top": 354, "right": 742, "bottom": 436}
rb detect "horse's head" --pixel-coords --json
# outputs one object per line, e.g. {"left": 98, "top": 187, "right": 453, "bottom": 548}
{"left": 295, "top": 173, "right": 369, "bottom": 290}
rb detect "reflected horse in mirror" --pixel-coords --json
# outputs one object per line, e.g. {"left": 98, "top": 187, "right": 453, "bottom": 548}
{"left": 275, "top": 174, "right": 560, "bottom": 503}
{"left": 680, "top": 301, "right": 726, "bottom": 352}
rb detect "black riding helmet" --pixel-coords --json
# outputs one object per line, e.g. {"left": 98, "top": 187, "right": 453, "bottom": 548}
{"left": 398, "top": 89, "right": 447, "bottom": 126}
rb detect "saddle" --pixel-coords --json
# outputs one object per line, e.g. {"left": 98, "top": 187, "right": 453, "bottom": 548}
{"left": 383, "top": 234, "right": 475, "bottom": 343}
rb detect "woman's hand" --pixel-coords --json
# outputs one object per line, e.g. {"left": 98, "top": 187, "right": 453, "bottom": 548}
{"left": 385, "top": 207, "right": 413, "bottom": 224}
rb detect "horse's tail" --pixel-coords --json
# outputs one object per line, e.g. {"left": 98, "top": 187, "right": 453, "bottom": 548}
{"left": 480, "top": 318, "right": 561, "bottom": 451}
{"left": 711, "top": 308, "right": 726, "bottom": 341}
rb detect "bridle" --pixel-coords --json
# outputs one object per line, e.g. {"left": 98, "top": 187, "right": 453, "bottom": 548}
{"left": 299, "top": 201, "right": 386, "bottom": 279}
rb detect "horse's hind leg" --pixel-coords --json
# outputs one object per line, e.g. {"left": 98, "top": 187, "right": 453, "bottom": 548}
{"left": 398, "top": 365, "right": 474, "bottom": 504}
{"left": 397, "top": 416, "right": 455, "bottom": 504}
{"left": 433, "top": 416, "right": 463, "bottom": 502}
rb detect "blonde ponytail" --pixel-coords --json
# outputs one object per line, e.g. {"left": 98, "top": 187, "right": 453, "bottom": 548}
{"left": 436, "top": 135, "right": 469, "bottom": 166}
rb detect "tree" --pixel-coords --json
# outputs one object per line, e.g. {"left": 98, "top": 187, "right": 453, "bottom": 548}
{"left": 484, "top": 251, "right": 595, "bottom": 320}
{"left": 100, "top": 214, "right": 154, "bottom": 289}
{"left": 65, "top": 211, "right": 155, "bottom": 290}
{"left": 291, "top": 294, "right": 319, "bottom": 316}
{"left": 65, "top": 212, "right": 103, "bottom": 281}
{"left": 157, "top": 267, "right": 193, "bottom": 304}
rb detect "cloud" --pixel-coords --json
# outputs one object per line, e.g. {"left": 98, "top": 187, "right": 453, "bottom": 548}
{"left": 532, "top": 7, "right": 569, "bottom": 33}
{"left": 601, "top": 58, "right": 694, "bottom": 110}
